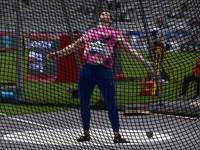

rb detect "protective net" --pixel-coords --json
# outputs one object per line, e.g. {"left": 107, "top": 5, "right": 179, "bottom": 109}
{"left": 0, "top": 0, "right": 199, "bottom": 149}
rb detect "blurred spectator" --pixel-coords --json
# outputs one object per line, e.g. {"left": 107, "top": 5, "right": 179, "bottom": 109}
{"left": 128, "top": 5, "right": 134, "bottom": 12}
{"left": 167, "top": 11, "right": 175, "bottom": 19}
{"left": 120, "top": 7, "right": 131, "bottom": 22}
{"left": 181, "top": 2, "right": 187, "bottom": 11}
{"left": 190, "top": 17, "right": 198, "bottom": 27}
{"left": 177, "top": 12, "right": 184, "bottom": 18}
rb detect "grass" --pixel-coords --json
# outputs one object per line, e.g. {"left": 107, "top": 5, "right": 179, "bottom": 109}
{"left": 121, "top": 50, "right": 198, "bottom": 102}
{"left": 0, "top": 103, "right": 69, "bottom": 116}
{"left": 0, "top": 50, "right": 199, "bottom": 116}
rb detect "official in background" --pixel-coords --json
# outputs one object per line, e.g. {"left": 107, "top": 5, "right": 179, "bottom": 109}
{"left": 151, "top": 17, "right": 169, "bottom": 83}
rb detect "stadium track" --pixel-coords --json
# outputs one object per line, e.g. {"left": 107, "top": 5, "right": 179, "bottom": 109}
{"left": 0, "top": 109, "right": 198, "bottom": 150}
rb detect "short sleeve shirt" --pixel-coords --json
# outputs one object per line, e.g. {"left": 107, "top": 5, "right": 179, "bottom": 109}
{"left": 79, "top": 27, "right": 125, "bottom": 69}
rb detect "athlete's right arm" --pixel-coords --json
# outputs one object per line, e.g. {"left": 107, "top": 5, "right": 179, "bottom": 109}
{"left": 46, "top": 35, "right": 85, "bottom": 61}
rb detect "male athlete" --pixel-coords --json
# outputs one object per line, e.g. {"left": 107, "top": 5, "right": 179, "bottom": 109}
{"left": 47, "top": 12, "right": 154, "bottom": 143}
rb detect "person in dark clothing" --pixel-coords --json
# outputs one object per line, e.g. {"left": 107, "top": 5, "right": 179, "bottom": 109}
{"left": 150, "top": 17, "right": 169, "bottom": 82}
{"left": 178, "top": 56, "right": 200, "bottom": 100}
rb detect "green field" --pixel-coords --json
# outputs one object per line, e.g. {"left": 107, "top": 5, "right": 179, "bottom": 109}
{"left": 0, "top": 50, "right": 199, "bottom": 116}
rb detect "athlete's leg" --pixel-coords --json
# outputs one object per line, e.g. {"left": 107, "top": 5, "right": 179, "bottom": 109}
{"left": 78, "top": 64, "right": 96, "bottom": 132}
{"left": 96, "top": 66, "right": 119, "bottom": 134}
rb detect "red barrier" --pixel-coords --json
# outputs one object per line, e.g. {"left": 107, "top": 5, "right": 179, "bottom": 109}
{"left": 139, "top": 80, "right": 162, "bottom": 96}
{"left": 56, "top": 34, "right": 84, "bottom": 83}
{"left": 30, "top": 33, "right": 60, "bottom": 41}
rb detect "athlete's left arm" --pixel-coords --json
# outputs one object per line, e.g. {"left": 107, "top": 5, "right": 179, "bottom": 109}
{"left": 116, "top": 41, "right": 147, "bottom": 64}
{"left": 116, "top": 41, "right": 154, "bottom": 72}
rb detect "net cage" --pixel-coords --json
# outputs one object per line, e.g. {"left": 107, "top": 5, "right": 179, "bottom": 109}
{"left": 0, "top": 0, "right": 199, "bottom": 149}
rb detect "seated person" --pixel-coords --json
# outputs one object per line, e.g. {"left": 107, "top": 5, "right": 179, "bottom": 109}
{"left": 178, "top": 56, "right": 200, "bottom": 100}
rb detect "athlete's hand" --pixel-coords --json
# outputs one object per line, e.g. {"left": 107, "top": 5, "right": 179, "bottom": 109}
{"left": 144, "top": 61, "right": 156, "bottom": 74}
{"left": 46, "top": 52, "right": 57, "bottom": 61}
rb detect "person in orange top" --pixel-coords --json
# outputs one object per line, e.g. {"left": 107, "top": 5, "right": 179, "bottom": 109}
{"left": 178, "top": 56, "right": 200, "bottom": 100}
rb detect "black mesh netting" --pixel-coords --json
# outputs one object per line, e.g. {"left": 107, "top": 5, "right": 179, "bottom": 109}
{"left": 0, "top": 0, "right": 199, "bottom": 149}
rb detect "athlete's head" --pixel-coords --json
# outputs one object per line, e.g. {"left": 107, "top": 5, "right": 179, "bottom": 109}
{"left": 99, "top": 12, "right": 113, "bottom": 27}
{"left": 156, "top": 17, "right": 164, "bottom": 27}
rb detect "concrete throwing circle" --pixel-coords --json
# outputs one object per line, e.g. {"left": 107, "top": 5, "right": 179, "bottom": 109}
{"left": 2, "top": 128, "right": 172, "bottom": 146}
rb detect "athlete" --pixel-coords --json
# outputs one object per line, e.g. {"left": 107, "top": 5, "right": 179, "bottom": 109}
{"left": 47, "top": 12, "right": 155, "bottom": 143}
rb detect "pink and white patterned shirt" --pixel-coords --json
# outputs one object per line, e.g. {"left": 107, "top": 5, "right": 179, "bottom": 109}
{"left": 79, "top": 27, "right": 125, "bottom": 69}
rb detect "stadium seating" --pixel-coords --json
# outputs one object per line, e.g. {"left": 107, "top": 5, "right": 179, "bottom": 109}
{"left": 0, "top": 0, "right": 198, "bottom": 51}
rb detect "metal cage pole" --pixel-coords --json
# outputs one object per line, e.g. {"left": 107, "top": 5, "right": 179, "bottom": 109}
{"left": 139, "top": 0, "right": 163, "bottom": 105}
{"left": 198, "top": 0, "right": 200, "bottom": 146}
{"left": 95, "top": 0, "right": 107, "bottom": 108}
{"left": 61, "top": 0, "right": 81, "bottom": 72}
{"left": 199, "top": 76, "right": 200, "bottom": 150}
{"left": 14, "top": 0, "right": 24, "bottom": 101}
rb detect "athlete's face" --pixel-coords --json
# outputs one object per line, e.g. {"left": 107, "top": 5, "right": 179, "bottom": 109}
{"left": 99, "top": 12, "right": 112, "bottom": 26}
